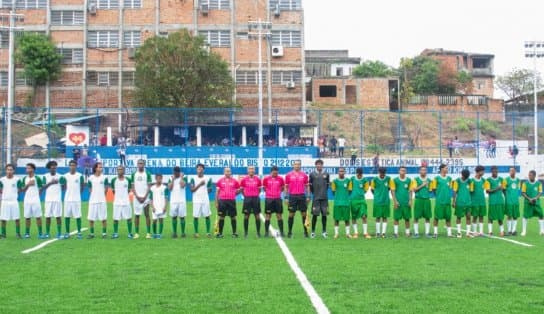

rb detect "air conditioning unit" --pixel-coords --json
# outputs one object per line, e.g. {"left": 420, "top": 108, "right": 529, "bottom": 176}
{"left": 200, "top": 3, "right": 209, "bottom": 15}
{"left": 271, "top": 45, "right": 284, "bottom": 57}
{"left": 286, "top": 81, "right": 296, "bottom": 89}
{"left": 88, "top": 3, "right": 97, "bottom": 15}
{"left": 128, "top": 47, "right": 136, "bottom": 59}
{"left": 274, "top": 3, "right": 281, "bottom": 17}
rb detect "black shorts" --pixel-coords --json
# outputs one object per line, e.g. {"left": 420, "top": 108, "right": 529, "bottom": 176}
{"left": 218, "top": 200, "right": 237, "bottom": 217}
{"left": 265, "top": 199, "right": 283, "bottom": 214}
{"left": 312, "top": 199, "right": 329, "bottom": 216}
{"left": 288, "top": 195, "right": 308, "bottom": 213}
{"left": 243, "top": 197, "right": 261, "bottom": 215}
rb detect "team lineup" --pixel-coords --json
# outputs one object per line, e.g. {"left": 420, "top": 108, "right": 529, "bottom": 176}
{"left": 0, "top": 159, "right": 543, "bottom": 240}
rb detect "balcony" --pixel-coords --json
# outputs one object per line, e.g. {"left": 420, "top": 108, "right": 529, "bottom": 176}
{"left": 471, "top": 67, "right": 493, "bottom": 76}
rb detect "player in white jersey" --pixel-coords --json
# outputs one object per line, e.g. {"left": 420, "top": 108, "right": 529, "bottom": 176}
{"left": 42, "top": 160, "right": 63, "bottom": 239}
{"left": 131, "top": 159, "right": 152, "bottom": 239}
{"left": 168, "top": 166, "right": 187, "bottom": 238}
{"left": 19, "top": 163, "right": 44, "bottom": 239}
{"left": 111, "top": 165, "right": 133, "bottom": 239}
{"left": 62, "top": 160, "right": 85, "bottom": 239}
{"left": 150, "top": 174, "right": 168, "bottom": 239}
{"left": 190, "top": 163, "right": 213, "bottom": 238}
{"left": 0, "top": 164, "right": 22, "bottom": 239}
{"left": 87, "top": 162, "right": 109, "bottom": 239}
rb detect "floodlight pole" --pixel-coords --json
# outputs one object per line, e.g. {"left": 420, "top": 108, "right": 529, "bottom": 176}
{"left": 524, "top": 41, "right": 543, "bottom": 168}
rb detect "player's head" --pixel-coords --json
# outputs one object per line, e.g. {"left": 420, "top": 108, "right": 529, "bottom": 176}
{"left": 378, "top": 167, "right": 386, "bottom": 178}
{"left": 196, "top": 163, "right": 205, "bottom": 176}
{"left": 528, "top": 170, "right": 536, "bottom": 181}
{"left": 26, "top": 163, "right": 36, "bottom": 175}
{"left": 271, "top": 165, "right": 279, "bottom": 177}
{"left": 5, "top": 163, "right": 14, "bottom": 177}
{"left": 475, "top": 165, "right": 485, "bottom": 176}
{"left": 224, "top": 167, "right": 232, "bottom": 178}
{"left": 461, "top": 169, "right": 470, "bottom": 180}
{"left": 399, "top": 166, "right": 406, "bottom": 177}
{"left": 93, "top": 162, "right": 103, "bottom": 175}
{"left": 509, "top": 167, "right": 516, "bottom": 177}
{"left": 491, "top": 165, "right": 498, "bottom": 177}
{"left": 137, "top": 159, "right": 145, "bottom": 171}
{"left": 356, "top": 167, "right": 363, "bottom": 176}
{"left": 439, "top": 164, "right": 448, "bottom": 175}
{"left": 155, "top": 173, "right": 163, "bottom": 184}
{"left": 315, "top": 159, "right": 324, "bottom": 171}
{"left": 419, "top": 166, "right": 427, "bottom": 177}
{"left": 69, "top": 160, "right": 77, "bottom": 173}
{"left": 173, "top": 166, "right": 181, "bottom": 177}
{"left": 117, "top": 165, "right": 125, "bottom": 176}
{"left": 338, "top": 167, "right": 345, "bottom": 178}
{"left": 247, "top": 166, "right": 255, "bottom": 176}
{"left": 293, "top": 160, "right": 301, "bottom": 171}
{"left": 46, "top": 160, "right": 58, "bottom": 174}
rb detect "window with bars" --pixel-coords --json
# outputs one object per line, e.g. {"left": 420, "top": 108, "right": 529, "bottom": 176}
{"left": 123, "top": 0, "right": 141, "bottom": 8}
{"left": 87, "top": 71, "right": 119, "bottom": 86}
{"left": 51, "top": 11, "right": 84, "bottom": 26}
{"left": 57, "top": 48, "right": 84, "bottom": 64}
{"left": 198, "top": 30, "right": 231, "bottom": 47}
{"left": 236, "top": 71, "right": 267, "bottom": 85}
{"left": 123, "top": 31, "right": 141, "bottom": 48}
{"left": 88, "top": 31, "right": 119, "bottom": 48}
{"left": 89, "top": 0, "right": 119, "bottom": 9}
{"left": 271, "top": 71, "right": 301, "bottom": 85}
{"left": 198, "top": 0, "right": 230, "bottom": 10}
{"left": 15, "top": 0, "right": 46, "bottom": 9}
{"left": 0, "top": 31, "right": 8, "bottom": 48}
{"left": 0, "top": 0, "right": 12, "bottom": 9}
{"left": 0, "top": 72, "right": 8, "bottom": 86}
{"left": 269, "top": 0, "right": 301, "bottom": 10}
{"left": 15, "top": 72, "right": 32, "bottom": 86}
{"left": 271, "top": 31, "right": 301, "bottom": 47}
{"left": 122, "top": 71, "right": 135, "bottom": 86}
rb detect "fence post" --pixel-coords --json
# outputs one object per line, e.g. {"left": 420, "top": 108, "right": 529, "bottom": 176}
{"left": 476, "top": 111, "right": 480, "bottom": 164}
{"left": 229, "top": 108, "right": 233, "bottom": 148}
{"left": 398, "top": 109, "right": 402, "bottom": 161}
{"left": 360, "top": 111, "right": 364, "bottom": 158}
{"left": 139, "top": 109, "right": 143, "bottom": 146}
{"left": 47, "top": 106, "right": 51, "bottom": 161}
{"left": 275, "top": 109, "right": 279, "bottom": 164}
{"left": 1, "top": 107, "right": 4, "bottom": 173}
{"left": 438, "top": 111, "right": 442, "bottom": 162}
{"left": 317, "top": 110, "right": 322, "bottom": 141}
{"left": 512, "top": 110, "right": 516, "bottom": 166}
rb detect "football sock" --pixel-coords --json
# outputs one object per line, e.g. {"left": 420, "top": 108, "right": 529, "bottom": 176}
{"left": 311, "top": 215, "right": 318, "bottom": 232}
{"left": 90, "top": 227, "right": 94, "bottom": 234}
{"left": 278, "top": 219, "right": 284, "bottom": 234}
{"left": 375, "top": 222, "right": 381, "bottom": 234}
{"left": 512, "top": 220, "right": 517, "bottom": 232}
{"left": 256, "top": 218, "right": 261, "bottom": 234}
{"left": 352, "top": 224, "right": 358, "bottom": 234}
{"left": 499, "top": 225, "right": 504, "bottom": 233}
{"left": 539, "top": 219, "right": 544, "bottom": 233}
{"left": 472, "top": 223, "right": 477, "bottom": 233}
{"left": 25, "top": 227, "right": 30, "bottom": 234}
{"left": 393, "top": 225, "right": 398, "bottom": 234}
{"left": 522, "top": 218, "right": 528, "bottom": 233}
{"left": 1, "top": 226, "right": 5, "bottom": 236}
{"left": 193, "top": 218, "right": 199, "bottom": 233}
{"left": 413, "top": 223, "right": 419, "bottom": 234}
{"left": 205, "top": 217, "right": 211, "bottom": 233}
{"left": 152, "top": 222, "right": 157, "bottom": 234}
{"left": 76, "top": 218, "right": 82, "bottom": 233}
{"left": 465, "top": 224, "right": 471, "bottom": 235}
{"left": 231, "top": 219, "right": 237, "bottom": 234}
{"left": 56, "top": 223, "right": 61, "bottom": 235}
{"left": 113, "top": 222, "right": 119, "bottom": 234}
{"left": 424, "top": 222, "right": 430, "bottom": 234}
{"left": 345, "top": 226, "right": 350, "bottom": 235}
{"left": 265, "top": 220, "right": 270, "bottom": 233}
{"left": 37, "top": 224, "right": 42, "bottom": 235}
{"left": 334, "top": 226, "right": 339, "bottom": 235}
{"left": 456, "top": 224, "right": 461, "bottom": 233}
{"left": 180, "top": 218, "right": 186, "bottom": 234}
{"left": 135, "top": 218, "right": 140, "bottom": 233}
{"left": 322, "top": 216, "right": 327, "bottom": 233}
{"left": 243, "top": 218, "right": 249, "bottom": 235}
{"left": 447, "top": 227, "right": 452, "bottom": 236}
{"left": 488, "top": 223, "right": 493, "bottom": 233}
{"left": 405, "top": 228, "right": 410, "bottom": 235}
{"left": 218, "top": 219, "right": 225, "bottom": 234}
{"left": 128, "top": 221, "right": 133, "bottom": 234}
{"left": 479, "top": 223, "right": 483, "bottom": 234}
{"left": 433, "top": 226, "right": 438, "bottom": 234}
{"left": 159, "top": 222, "right": 163, "bottom": 234}
{"left": 102, "top": 227, "right": 106, "bottom": 235}
{"left": 15, "top": 225, "right": 20, "bottom": 235}
{"left": 288, "top": 217, "right": 294, "bottom": 233}
{"left": 146, "top": 224, "right": 151, "bottom": 234}
{"left": 172, "top": 218, "right": 178, "bottom": 233}
{"left": 46, "top": 223, "right": 50, "bottom": 235}
{"left": 65, "top": 218, "right": 70, "bottom": 233}
{"left": 363, "top": 223, "right": 368, "bottom": 235}
{"left": 382, "top": 222, "right": 387, "bottom": 234}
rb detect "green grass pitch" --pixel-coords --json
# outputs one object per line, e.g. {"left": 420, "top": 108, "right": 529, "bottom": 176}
{"left": 1, "top": 201, "right": 543, "bottom": 313}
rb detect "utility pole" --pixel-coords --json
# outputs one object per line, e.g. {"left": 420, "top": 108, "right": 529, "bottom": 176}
{"left": 524, "top": 41, "right": 544, "bottom": 167}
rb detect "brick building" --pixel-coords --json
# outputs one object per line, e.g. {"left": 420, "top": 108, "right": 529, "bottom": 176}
{"left": 0, "top": 0, "right": 306, "bottom": 123}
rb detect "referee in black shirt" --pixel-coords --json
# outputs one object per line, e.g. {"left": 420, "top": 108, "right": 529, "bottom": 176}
{"left": 309, "top": 159, "right": 330, "bottom": 238}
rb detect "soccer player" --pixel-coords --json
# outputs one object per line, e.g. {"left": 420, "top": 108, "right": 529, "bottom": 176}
{"left": 350, "top": 167, "right": 370, "bottom": 239}
{"left": 62, "top": 160, "right": 85, "bottom": 239}
{"left": 19, "top": 163, "right": 44, "bottom": 239}
{"left": 430, "top": 164, "right": 453, "bottom": 238}
{"left": 503, "top": 167, "right": 521, "bottom": 235}
{"left": 285, "top": 160, "right": 310, "bottom": 238}
{"left": 87, "top": 162, "right": 108, "bottom": 239}
{"left": 309, "top": 159, "right": 330, "bottom": 238}
{"left": 263, "top": 166, "right": 285, "bottom": 237}
{"left": 150, "top": 174, "right": 168, "bottom": 239}
{"left": 0, "top": 164, "right": 21, "bottom": 239}
{"left": 471, "top": 165, "right": 487, "bottom": 236}
{"left": 521, "top": 170, "right": 544, "bottom": 236}
{"left": 332, "top": 167, "right": 352, "bottom": 239}
{"left": 190, "top": 163, "right": 213, "bottom": 238}
{"left": 42, "top": 161, "right": 63, "bottom": 239}
{"left": 391, "top": 166, "right": 412, "bottom": 238}
{"left": 215, "top": 167, "right": 241, "bottom": 238}
{"left": 452, "top": 169, "right": 473, "bottom": 238}
{"left": 410, "top": 166, "right": 432, "bottom": 238}
{"left": 111, "top": 165, "right": 133, "bottom": 239}
{"left": 131, "top": 159, "right": 153, "bottom": 239}
{"left": 168, "top": 166, "right": 188, "bottom": 238}
{"left": 485, "top": 166, "right": 505, "bottom": 236}
{"left": 240, "top": 166, "right": 262, "bottom": 238}
{"left": 371, "top": 167, "right": 392, "bottom": 238}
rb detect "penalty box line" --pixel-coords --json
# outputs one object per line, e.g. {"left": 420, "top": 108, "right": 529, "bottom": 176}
{"left": 21, "top": 228, "right": 89, "bottom": 254}
{"left": 458, "top": 228, "right": 534, "bottom": 247}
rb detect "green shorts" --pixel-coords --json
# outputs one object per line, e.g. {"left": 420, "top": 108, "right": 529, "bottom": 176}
{"left": 471, "top": 205, "right": 487, "bottom": 218}
{"left": 373, "top": 204, "right": 390, "bottom": 219}
{"left": 333, "top": 205, "right": 351, "bottom": 222}
{"left": 455, "top": 206, "right": 471, "bottom": 219}
{"left": 394, "top": 205, "right": 411, "bottom": 221}
{"left": 505, "top": 204, "right": 520, "bottom": 219}
{"left": 350, "top": 199, "right": 367, "bottom": 219}
{"left": 414, "top": 199, "right": 432, "bottom": 220}
{"left": 488, "top": 204, "right": 505, "bottom": 221}
{"left": 523, "top": 202, "right": 544, "bottom": 219}
{"left": 434, "top": 204, "right": 452, "bottom": 221}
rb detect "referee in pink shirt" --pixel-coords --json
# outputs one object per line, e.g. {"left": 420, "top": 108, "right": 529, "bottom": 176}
{"left": 215, "top": 167, "right": 241, "bottom": 238}
{"left": 240, "top": 166, "right": 262, "bottom": 238}
{"left": 263, "top": 166, "right": 285, "bottom": 237}
{"left": 285, "top": 160, "right": 310, "bottom": 238}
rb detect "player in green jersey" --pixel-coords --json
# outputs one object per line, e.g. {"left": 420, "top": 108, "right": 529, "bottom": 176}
{"left": 452, "top": 169, "right": 473, "bottom": 238}
{"left": 350, "top": 168, "right": 371, "bottom": 239}
{"left": 430, "top": 164, "right": 453, "bottom": 238}
{"left": 521, "top": 170, "right": 544, "bottom": 236}
{"left": 484, "top": 166, "right": 505, "bottom": 236}
{"left": 503, "top": 167, "right": 521, "bottom": 236}
{"left": 332, "top": 168, "right": 352, "bottom": 239}
{"left": 391, "top": 166, "right": 412, "bottom": 238}
{"left": 371, "top": 167, "right": 392, "bottom": 238}
{"left": 410, "top": 166, "right": 432, "bottom": 238}
{"left": 471, "top": 165, "right": 486, "bottom": 236}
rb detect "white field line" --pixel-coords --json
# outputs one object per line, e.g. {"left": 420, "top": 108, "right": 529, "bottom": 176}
{"left": 459, "top": 228, "right": 534, "bottom": 247}
{"left": 21, "top": 228, "right": 89, "bottom": 254}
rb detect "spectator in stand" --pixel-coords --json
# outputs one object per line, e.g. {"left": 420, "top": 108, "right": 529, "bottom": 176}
{"left": 372, "top": 153, "right": 380, "bottom": 174}
{"left": 453, "top": 136, "right": 460, "bottom": 156}
{"left": 318, "top": 137, "right": 325, "bottom": 158}
{"left": 117, "top": 136, "right": 127, "bottom": 166}
{"left": 489, "top": 137, "right": 497, "bottom": 158}
{"left": 338, "top": 136, "right": 346, "bottom": 157}
{"left": 447, "top": 138, "right": 453, "bottom": 158}
{"left": 72, "top": 146, "right": 81, "bottom": 162}
{"left": 329, "top": 136, "right": 338, "bottom": 157}
{"left": 350, "top": 147, "right": 359, "bottom": 166}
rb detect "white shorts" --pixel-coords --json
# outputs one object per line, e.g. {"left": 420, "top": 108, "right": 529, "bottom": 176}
{"left": 88, "top": 203, "right": 107, "bottom": 221}
{"left": 152, "top": 210, "right": 166, "bottom": 220}
{"left": 113, "top": 204, "right": 132, "bottom": 221}
{"left": 24, "top": 203, "right": 42, "bottom": 219}
{"left": 64, "top": 202, "right": 82, "bottom": 219}
{"left": 133, "top": 199, "right": 150, "bottom": 216}
{"left": 45, "top": 201, "right": 63, "bottom": 218}
{"left": 192, "top": 202, "right": 211, "bottom": 218}
{"left": 170, "top": 202, "right": 187, "bottom": 218}
{"left": 0, "top": 201, "right": 20, "bottom": 221}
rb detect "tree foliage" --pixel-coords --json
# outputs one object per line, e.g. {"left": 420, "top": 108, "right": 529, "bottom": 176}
{"left": 134, "top": 30, "right": 234, "bottom": 108}
{"left": 496, "top": 68, "right": 542, "bottom": 103}
{"left": 15, "top": 33, "right": 62, "bottom": 86}
{"left": 352, "top": 60, "right": 394, "bottom": 78}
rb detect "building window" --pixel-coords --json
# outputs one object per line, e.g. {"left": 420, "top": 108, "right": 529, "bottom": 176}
{"left": 57, "top": 48, "right": 84, "bottom": 64}
{"left": 123, "top": 31, "right": 141, "bottom": 48}
{"left": 16, "top": 0, "right": 46, "bottom": 9}
{"left": 198, "top": 30, "right": 231, "bottom": 48}
{"left": 199, "top": 0, "right": 230, "bottom": 10}
{"left": 269, "top": 0, "right": 301, "bottom": 10}
{"left": 319, "top": 85, "right": 337, "bottom": 98}
{"left": 123, "top": 0, "right": 141, "bottom": 9}
{"left": 0, "top": 71, "right": 8, "bottom": 86}
{"left": 16, "top": 72, "right": 32, "bottom": 86}
{"left": 272, "top": 71, "right": 301, "bottom": 85}
{"left": 236, "top": 71, "right": 267, "bottom": 85}
{"left": 0, "top": 0, "right": 12, "bottom": 9}
{"left": 51, "top": 11, "right": 84, "bottom": 26}
{"left": 122, "top": 71, "right": 135, "bottom": 86}
{"left": 87, "top": 71, "right": 119, "bottom": 86}
{"left": 335, "top": 67, "right": 343, "bottom": 76}
{"left": 0, "top": 31, "right": 9, "bottom": 48}
{"left": 271, "top": 31, "right": 301, "bottom": 47}
{"left": 89, "top": 0, "right": 119, "bottom": 9}
{"left": 88, "top": 31, "right": 119, "bottom": 48}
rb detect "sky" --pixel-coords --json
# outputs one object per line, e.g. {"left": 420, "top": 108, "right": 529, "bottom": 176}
{"left": 303, "top": 0, "right": 544, "bottom": 87}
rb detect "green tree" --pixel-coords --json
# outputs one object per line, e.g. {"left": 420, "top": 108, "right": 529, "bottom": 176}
{"left": 352, "top": 60, "right": 394, "bottom": 78}
{"left": 134, "top": 30, "right": 234, "bottom": 108}
{"left": 410, "top": 56, "right": 440, "bottom": 94}
{"left": 496, "top": 68, "right": 541, "bottom": 104}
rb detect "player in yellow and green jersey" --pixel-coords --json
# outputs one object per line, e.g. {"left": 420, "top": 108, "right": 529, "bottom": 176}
{"left": 471, "top": 165, "right": 486, "bottom": 236}
{"left": 371, "top": 167, "right": 392, "bottom": 238}
{"left": 350, "top": 167, "right": 370, "bottom": 239}
{"left": 332, "top": 168, "right": 352, "bottom": 239}
{"left": 391, "top": 166, "right": 412, "bottom": 238}
{"left": 503, "top": 167, "right": 521, "bottom": 236}
{"left": 521, "top": 170, "right": 544, "bottom": 236}
{"left": 485, "top": 166, "right": 505, "bottom": 236}
{"left": 430, "top": 164, "right": 453, "bottom": 238}
{"left": 410, "top": 166, "right": 432, "bottom": 238}
{"left": 452, "top": 169, "right": 473, "bottom": 238}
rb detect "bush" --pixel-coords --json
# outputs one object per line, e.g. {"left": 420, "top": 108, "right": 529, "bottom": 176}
{"left": 478, "top": 120, "right": 501, "bottom": 136}
{"left": 366, "top": 143, "right": 384, "bottom": 154}
{"left": 515, "top": 124, "right": 531, "bottom": 137}
{"left": 451, "top": 118, "right": 475, "bottom": 133}
{"left": 327, "top": 123, "right": 338, "bottom": 132}
{"left": 334, "top": 111, "right": 344, "bottom": 117}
